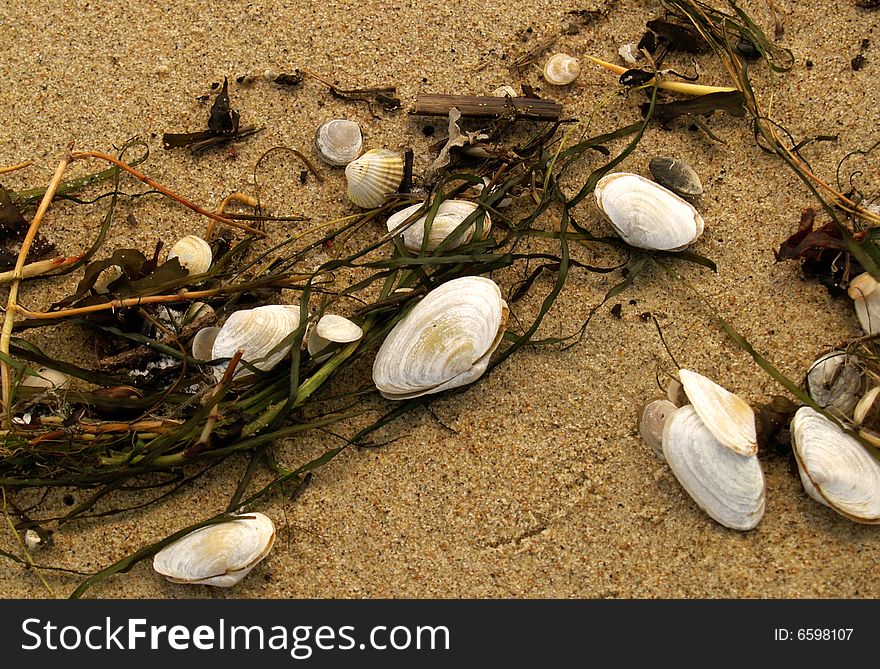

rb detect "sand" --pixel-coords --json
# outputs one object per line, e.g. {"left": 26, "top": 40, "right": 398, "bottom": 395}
{"left": 1, "top": 0, "right": 879, "bottom": 599}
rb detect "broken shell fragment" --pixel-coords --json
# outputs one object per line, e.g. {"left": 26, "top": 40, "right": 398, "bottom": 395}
{"left": 307, "top": 314, "right": 364, "bottom": 362}
{"left": 315, "top": 119, "right": 363, "bottom": 166}
{"left": 386, "top": 200, "right": 491, "bottom": 253}
{"left": 618, "top": 43, "right": 642, "bottom": 65}
{"left": 594, "top": 173, "right": 705, "bottom": 251}
{"left": 168, "top": 235, "right": 213, "bottom": 275}
{"left": 848, "top": 272, "right": 880, "bottom": 335}
{"left": 152, "top": 512, "right": 276, "bottom": 587}
{"left": 639, "top": 398, "right": 677, "bottom": 458}
{"left": 662, "top": 404, "right": 766, "bottom": 530}
{"left": 491, "top": 85, "right": 518, "bottom": 97}
{"left": 805, "top": 351, "right": 864, "bottom": 417}
{"left": 372, "top": 276, "right": 508, "bottom": 400}
{"left": 20, "top": 367, "right": 72, "bottom": 391}
{"left": 212, "top": 305, "right": 302, "bottom": 379}
{"left": 791, "top": 406, "right": 880, "bottom": 523}
{"left": 679, "top": 369, "right": 757, "bottom": 456}
{"left": 345, "top": 149, "right": 404, "bottom": 209}
{"left": 648, "top": 156, "right": 703, "bottom": 201}
{"left": 543, "top": 53, "right": 581, "bottom": 85}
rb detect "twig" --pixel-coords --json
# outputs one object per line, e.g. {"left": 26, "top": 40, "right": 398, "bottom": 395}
{"left": 412, "top": 94, "right": 563, "bottom": 120}
{"left": 583, "top": 55, "right": 737, "bottom": 95}
{"left": 0, "top": 255, "right": 83, "bottom": 285}
{"left": 0, "top": 161, "right": 33, "bottom": 176}
{"left": 206, "top": 192, "right": 259, "bottom": 239}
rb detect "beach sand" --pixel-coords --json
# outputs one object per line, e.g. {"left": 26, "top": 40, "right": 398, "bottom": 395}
{"left": 1, "top": 0, "right": 879, "bottom": 598}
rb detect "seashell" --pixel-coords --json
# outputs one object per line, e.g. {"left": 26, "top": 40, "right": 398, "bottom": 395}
{"left": 666, "top": 377, "right": 688, "bottom": 407}
{"left": 543, "top": 53, "right": 580, "bottom": 85}
{"left": 618, "top": 43, "right": 642, "bottom": 65}
{"left": 372, "top": 276, "right": 508, "bottom": 400}
{"left": 648, "top": 156, "right": 703, "bottom": 201}
{"left": 491, "top": 85, "right": 518, "bottom": 97}
{"left": 20, "top": 367, "right": 72, "bottom": 391}
{"left": 184, "top": 301, "right": 215, "bottom": 326}
{"left": 307, "top": 314, "right": 364, "bottom": 362}
{"left": 595, "top": 173, "right": 705, "bottom": 251}
{"left": 192, "top": 326, "right": 221, "bottom": 362}
{"left": 93, "top": 265, "right": 122, "bottom": 294}
{"left": 679, "top": 369, "right": 757, "bottom": 456}
{"left": 315, "top": 119, "right": 363, "bottom": 167}
{"left": 212, "top": 305, "right": 302, "bottom": 379}
{"left": 153, "top": 512, "right": 276, "bottom": 587}
{"left": 662, "top": 404, "right": 766, "bottom": 530}
{"left": 805, "top": 351, "right": 864, "bottom": 417}
{"left": 345, "top": 149, "right": 404, "bottom": 209}
{"left": 790, "top": 406, "right": 880, "bottom": 523}
{"left": 24, "top": 529, "right": 42, "bottom": 551}
{"left": 848, "top": 272, "right": 880, "bottom": 335}
{"left": 639, "top": 398, "right": 676, "bottom": 458}
{"left": 168, "top": 235, "right": 213, "bottom": 275}
{"left": 854, "top": 386, "right": 880, "bottom": 426}
{"left": 386, "top": 200, "right": 491, "bottom": 253}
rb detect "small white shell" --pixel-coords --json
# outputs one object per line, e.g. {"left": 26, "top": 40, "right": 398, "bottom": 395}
{"left": 152, "top": 512, "right": 276, "bottom": 587}
{"left": 192, "top": 326, "right": 220, "bottom": 362}
{"left": 618, "top": 43, "right": 642, "bottom": 65}
{"left": 679, "top": 369, "right": 757, "bottom": 456}
{"left": 184, "top": 302, "right": 215, "bottom": 326}
{"left": 662, "top": 405, "right": 765, "bottom": 530}
{"left": 639, "top": 398, "right": 676, "bottom": 458}
{"left": 805, "top": 351, "right": 864, "bottom": 417}
{"left": 212, "top": 305, "right": 302, "bottom": 379}
{"left": 20, "top": 367, "right": 72, "bottom": 391}
{"left": 386, "top": 200, "right": 491, "bottom": 253}
{"left": 595, "top": 173, "right": 705, "bottom": 251}
{"left": 543, "top": 53, "right": 580, "bottom": 85}
{"left": 849, "top": 272, "right": 880, "bottom": 335}
{"left": 307, "top": 315, "right": 364, "bottom": 362}
{"left": 791, "top": 406, "right": 880, "bottom": 523}
{"left": 24, "top": 529, "right": 42, "bottom": 551}
{"left": 345, "top": 149, "right": 404, "bottom": 209}
{"left": 372, "top": 276, "right": 507, "bottom": 400}
{"left": 168, "top": 235, "right": 213, "bottom": 275}
{"left": 491, "top": 85, "right": 518, "bottom": 97}
{"left": 315, "top": 119, "right": 363, "bottom": 166}
{"left": 854, "top": 386, "right": 880, "bottom": 426}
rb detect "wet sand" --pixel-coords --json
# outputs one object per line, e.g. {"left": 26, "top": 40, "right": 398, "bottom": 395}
{"left": 1, "top": 0, "right": 879, "bottom": 598}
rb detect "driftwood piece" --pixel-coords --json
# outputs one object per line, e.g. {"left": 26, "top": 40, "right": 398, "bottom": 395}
{"left": 412, "top": 94, "right": 562, "bottom": 121}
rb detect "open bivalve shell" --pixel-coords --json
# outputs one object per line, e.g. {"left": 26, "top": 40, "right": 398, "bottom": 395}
{"left": 20, "top": 367, "right": 72, "bottom": 391}
{"left": 638, "top": 398, "right": 676, "bottom": 458}
{"left": 168, "top": 235, "right": 212, "bottom": 275}
{"left": 211, "top": 305, "right": 302, "bottom": 379}
{"left": 679, "top": 369, "right": 758, "bottom": 456}
{"left": 662, "top": 405, "right": 766, "bottom": 530}
{"left": 805, "top": 351, "right": 864, "bottom": 417}
{"left": 372, "top": 276, "right": 508, "bottom": 400}
{"left": 153, "top": 512, "right": 276, "bottom": 587}
{"left": 848, "top": 272, "right": 880, "bottom": 335}
{"left": 791, "top": 406, "right": 880, "bottom": 523}
{"left": 315, "top": 119, "right": 363, "bottom": 166}
{"left": 345, "top": 149, "right": 404, "bottom": 209}
{"left": 307, "top": 314, "right": 364, "bottom": 362}
{"left": 594, "top": 172, "right": 705, "bottom": 251}
{"left": 386, "top": 200, "right": 491, "bottom": 253}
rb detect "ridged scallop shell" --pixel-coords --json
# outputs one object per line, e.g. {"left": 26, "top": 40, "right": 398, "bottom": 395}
{"left": 372, "top": 276, "right": 508, "bottom": 400}
{"left": 662, "top": 404, "right": 766, "bottom": 530}
{"left": 848, "top": 272, "right": 880, "bottom": 335}
{"left": 638, "top": 398, "right": 676, "bottom": 458}
{"left": 315, "top": 119, "right": 363, "bottom": 166}
{"left": 679, "top": 369, "right": 757, "bottom": 456}
{"left": 543, "top": 53, "right": 580, "bottom": 85}
{"left": 307, "top": 314, "right": 364, "bottom": 362}
{"left": 595, "top": 173, "right": 705, "bottom": 251}
{"left": 152, "top": 512, "right": 276, "bottom": 587}
{"left": 649, "top": 156, "right": 703, "bottom": 200}
{"left": 345, "top": 149, "right": 404, "bottom": 208}
{"left": 20, "top": 367, "right": 72, "bottom": 391}
{"left": 212, "top": 305, "right": 302, "bottom": 378}
{"left": 386, "top": 200, "right": 491, "bottom": 253}
{"left": 805, "top": 351, "right": 864, "bottom": 417}
{"left": 791, "top": 406, "right": 880, "bottom": 523}
{"left": 168, "top": 235, "right": 212, "bottom": 275}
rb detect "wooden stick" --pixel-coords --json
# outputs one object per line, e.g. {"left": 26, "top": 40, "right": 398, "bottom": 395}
{"left": 0, "top": 255, "right": 83, "bottom": 285}
{"left": 411, "top": 94, "right": 562, "bottom": 121}
{"left": 583, "top": 55, "right": 738, "bottom": 95}
{"left": 0, "top": 161, "right": 33, "bottom": 176}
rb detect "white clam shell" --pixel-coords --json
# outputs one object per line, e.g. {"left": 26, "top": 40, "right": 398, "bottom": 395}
{"left": 192, "top": 326, "right": 220, "bottom": 362}
{"left": 168, "top": 235, "right": 212, "bottom": 275}
{"left": 315, "top": 119, "right": 363, "bottom": 166}
{"left": 679, "top": 369, "right": 757, "bottom": 456}
{"left": 153, "top": 512, "right": 276, "bottom": 587}
{"left": 791, "top": 406, "right": 880, "bottom": 523}
{"left": 805, "top": 351, "right": 864, "bottom": 417}
{"left": 307, "top": 314, "right": 364, "bottom": 362}
{"left": 849, "top": 272, "right": 880, "bottom": 335}
{"left": 20, "top": 367, "right": 71, "bottom": 391}
{"left": 662, "top": 405, "right": 765, "bottom": 530}
{"left": 372, "top": 276, "right": 507, "bottom": 400}
{"left": 212, "top": 305, "right": 302, "bottom": 379}
{"left": 345, "top": 149, "right": 404, "bottom": 209}
{"left": 386, "top": 200, "right": 491, "bottom": 253}
{"left": 638, "top": 398, "right": 676, "bottom": 458}
{"left": 594, "top": 172, "right": 705, "bottom": 251}
{"left": 543, "top": 53, "right": 580, "bottom": 85}
{"left": 184, "top": 301, "right": 215, "bottom": 326}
